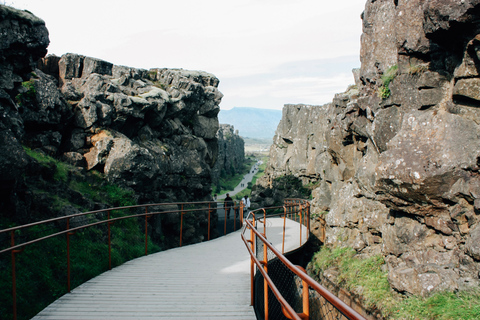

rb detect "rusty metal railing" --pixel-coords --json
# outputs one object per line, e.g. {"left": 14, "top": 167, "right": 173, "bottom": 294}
{"left": 241, "top": 199, "right": 366, "bottom": 320}
{"left": 0, "top": 200, "right": 243, "bottom": 320}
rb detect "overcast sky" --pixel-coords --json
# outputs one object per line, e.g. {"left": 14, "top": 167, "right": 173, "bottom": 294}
{"left": 10, "top": 0, "right": 365, "bottom": 110}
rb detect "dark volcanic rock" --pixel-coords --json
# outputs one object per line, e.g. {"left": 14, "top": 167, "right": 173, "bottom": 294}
{"left": 0, "top": 5, "right": 49, "bottom": 194}
{"left": 37, "top": 53, "right": 223, "bottom": 203}
{"left": 256, "top": 0, "right": 480, "bottom": 298}
{"left": 0, "top": 5, "right": 225, "bottom": 248}
{"left": 212, "top": 124, "right": 245, "bottom": 187}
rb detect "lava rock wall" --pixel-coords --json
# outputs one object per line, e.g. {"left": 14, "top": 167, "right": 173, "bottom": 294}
{"left": 256, "top": 0, "right": 480, "bottom": 297}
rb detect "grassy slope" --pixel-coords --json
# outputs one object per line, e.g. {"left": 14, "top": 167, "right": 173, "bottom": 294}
{"left": 309, "top": 246, "right": 480, "bottom": 319}
{"left": 0, "top": 148, "right": 161, "bottom": 320}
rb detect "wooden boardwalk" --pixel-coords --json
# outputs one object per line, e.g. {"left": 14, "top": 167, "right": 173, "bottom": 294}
{"left": 33, "top": 218, "right": 306, "bottom": 320}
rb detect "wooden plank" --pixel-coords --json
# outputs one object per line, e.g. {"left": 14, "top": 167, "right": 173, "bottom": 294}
{"left": 33, "top": 218, "right": 305, "bottom": 319}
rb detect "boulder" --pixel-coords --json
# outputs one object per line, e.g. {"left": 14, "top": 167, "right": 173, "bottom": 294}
{"left": 466, "top": 224, "right": 480, "bottom": 261}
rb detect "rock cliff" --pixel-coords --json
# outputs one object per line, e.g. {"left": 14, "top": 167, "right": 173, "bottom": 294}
{"left": 212, "top": 124, "right": 245, "bottom": 186}
{"left": 0, "top": 5, "right": 223, "bottom": 245}
{"left": 36, "top": 53, "right": 222, "bottom": 203}
{"left": 256, "top": 0, "right": 480, "bottom": 299}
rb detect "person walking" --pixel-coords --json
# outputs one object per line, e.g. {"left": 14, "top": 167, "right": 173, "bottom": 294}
{"left": 241, "top": 195, "right": 250, "bottom": 218}
{"left": 224, "top": 193, "right": 233, "bottom": 219}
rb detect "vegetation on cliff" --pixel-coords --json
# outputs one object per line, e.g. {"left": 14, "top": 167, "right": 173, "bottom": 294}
{"left": 0, "top": 148, "right": 161, "bottom": 320}
{"left": 309, "top": 246, "right": 480, "bottom": 319}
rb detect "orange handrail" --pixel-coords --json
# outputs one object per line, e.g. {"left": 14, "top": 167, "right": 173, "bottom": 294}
{"left": 0, "top": 200, "right": 236, "bottom": 320}
{"left": 241, "top": 199, "right": 366, "bottom": 320}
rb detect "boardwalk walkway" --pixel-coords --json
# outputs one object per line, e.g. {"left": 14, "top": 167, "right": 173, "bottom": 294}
{"left": 33, "top": 218, "right": 306, "bottom": 320}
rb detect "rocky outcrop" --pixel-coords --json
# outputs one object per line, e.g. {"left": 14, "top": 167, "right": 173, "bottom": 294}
{"left": 0, "top": 5, "right": 223, "bottom": 246}
{"left": 34, "top": 53, "right": 222, "bottom": 203}
{"left": 256, "top": 0, "right": 480, "bottom": 299}
{"left": 212, "top": 124, "right": 245, "bottom": 186}
{"left": 0, "top": 6, "right": 49, "bottom": 182}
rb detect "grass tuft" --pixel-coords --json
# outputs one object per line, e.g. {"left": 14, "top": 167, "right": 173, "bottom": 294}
{"left": 310, "top": 246, "right": 480, "bottom": 319}
{"left": 378, "top": 65, "right": 398, "bottom": 99}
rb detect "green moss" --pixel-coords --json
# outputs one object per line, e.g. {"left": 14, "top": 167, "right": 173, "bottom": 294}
{"left": 54, "top": 161, "right": 70, "bottom": 182}
{"left": 23, "top": 146, "right": 136, "bottom": 208}
{"left": 15, "top": 79, "right": 37, "bottom": 106}
{"left": 378, "top": 65, "right": 398, "bottom": 99}
{"left": 23, "top": 147, "right": 69, "bottom": 183}
{"left": 408, "top": 63, "right": 429, "bottom": 75}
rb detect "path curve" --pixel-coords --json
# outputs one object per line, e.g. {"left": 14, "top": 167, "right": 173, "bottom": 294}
{"left": 33, "top": 218, "right": 305, "bottom": 320}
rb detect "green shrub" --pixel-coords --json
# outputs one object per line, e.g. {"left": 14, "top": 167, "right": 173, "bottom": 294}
{"left": 378, "top": 65, "right": 398, "bottom": 99}
{"left": 15, "top": 79, "right": 36, "bottom": 106}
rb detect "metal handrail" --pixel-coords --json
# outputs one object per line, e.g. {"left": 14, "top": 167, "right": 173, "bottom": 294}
{"left": 0, "top": 200, "right": 243, "bottom": 320}
{"left": 241, "top": 199, "right": 366, "bottom": 320}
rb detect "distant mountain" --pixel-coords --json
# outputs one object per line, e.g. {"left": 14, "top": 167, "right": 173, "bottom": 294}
{"left": 218, "top": 107, "right": 282, "bottom": 139}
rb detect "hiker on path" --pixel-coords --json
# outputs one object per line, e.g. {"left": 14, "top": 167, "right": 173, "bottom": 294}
{"left": 224, "top": 193, "right": 234, "bottom": 219}
{"left": 242, "top": 195, "right": 250, "bottom": 218}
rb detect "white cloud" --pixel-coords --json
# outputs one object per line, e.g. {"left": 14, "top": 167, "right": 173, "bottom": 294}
{"left": 10, "top": 0, "right": 365, "bottom": 110}
{"left": 220, "top": 72, "right": 355, "bottom": 110}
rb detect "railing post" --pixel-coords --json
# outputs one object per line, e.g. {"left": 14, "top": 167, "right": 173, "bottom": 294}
{"left": 180, "top": 204, "right": 184, "bottom": 247}
{"left": 11, "top": 231, "right": 17, "bottom": 320}
{"left": 66, "top": 218, "right": 72, "bottom": 292}
{"left": 263, "top": 209, "right": 267, "bottom": 237}
{"left": 233, "top": 203, "right": 236, "bottom": 231}
{"left": 250, "top": 215, "right": 256, "bottom": 307}
{"left": 224, "top": 206, "right": 227, "bottom": 235}
{"left": 263, "top": 240, "right": 269, "bottom": 320}
{"left": 240, "top": 201, "right": 244, "bottom": 225}
{"left": 107, "top": 210, "right": 112, "bottom": 270}
{"left": 208, "top": 202, "right": 211, "bottom": 241}
{"left": 282, "top": 206, "right": 287, "bottom": 254}
{"left": 298, "top": 266, "right": 310, "bottom": 320}
{"left": 145, "top": 207, "right": 149, "bottom": 256}
{"left": 306, "top": 202, "right": 310, "bottom": 240}
{"left": 288, "top": 200, "right": 292, "bottom": 219}
{"left": 299, "top": 204, "right": 303, "bottom": 247}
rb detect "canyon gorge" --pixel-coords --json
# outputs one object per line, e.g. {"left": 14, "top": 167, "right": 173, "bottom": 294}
{"left": 1, "top": 0, "right": 480, "bottom": 317}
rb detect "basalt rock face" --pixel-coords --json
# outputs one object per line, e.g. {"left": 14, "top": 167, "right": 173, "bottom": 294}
{"left": 37, "top": 53, "right": 222, "bottom": 203}
{"left": 256, "top": 0, "right": 480, "bottom": 298}
{"left": 0, "top": 6, "right": 223, "bottom": 246}
{"left": 0, "top": 6, "right": 49, "bottom": 181}
{"left": 212, "top": 124, "right": 245, "bottom": 186}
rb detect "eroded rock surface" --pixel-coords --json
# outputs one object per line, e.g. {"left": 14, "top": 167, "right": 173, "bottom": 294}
{"left": 0, "top": 5, "right": 224, "bottom": 246}
{"left": 35, "top": 53, "right": 223, "bottom": 203}
{"left": 212, "top": 124, "right": 245, "bottom": 187}
{"left": 256, "top": 0, "right": 480, "bottom": 298}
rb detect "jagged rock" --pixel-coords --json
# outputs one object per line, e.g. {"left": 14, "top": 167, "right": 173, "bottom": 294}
{"left": 0, "top": 130, "right": 30, "bottom": 180}
{"left": 453, "top": 78, "right": 480, "bottom": 101}
{"left": 84, "top": 130, "right": 115, "bottom": 170}
{"left": 255, "top": 0, "right": 480, "bottom": 299}
{"left": 466, "top": 224, "right": 480, "bottom": 261}
{"left": 194, "top": 115, "right": 219, "bottom": 139}
{"left": 0, "top": 5, "right": 228, "bottom": 250}
{"left": 0, "top": 5, "right": 48, "bottom": 186}
{"left": 62, "top": 152, "right": 86, "bottom": 167}
{"left": 211, "top": 124, "right": 245, "bottom": 187}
